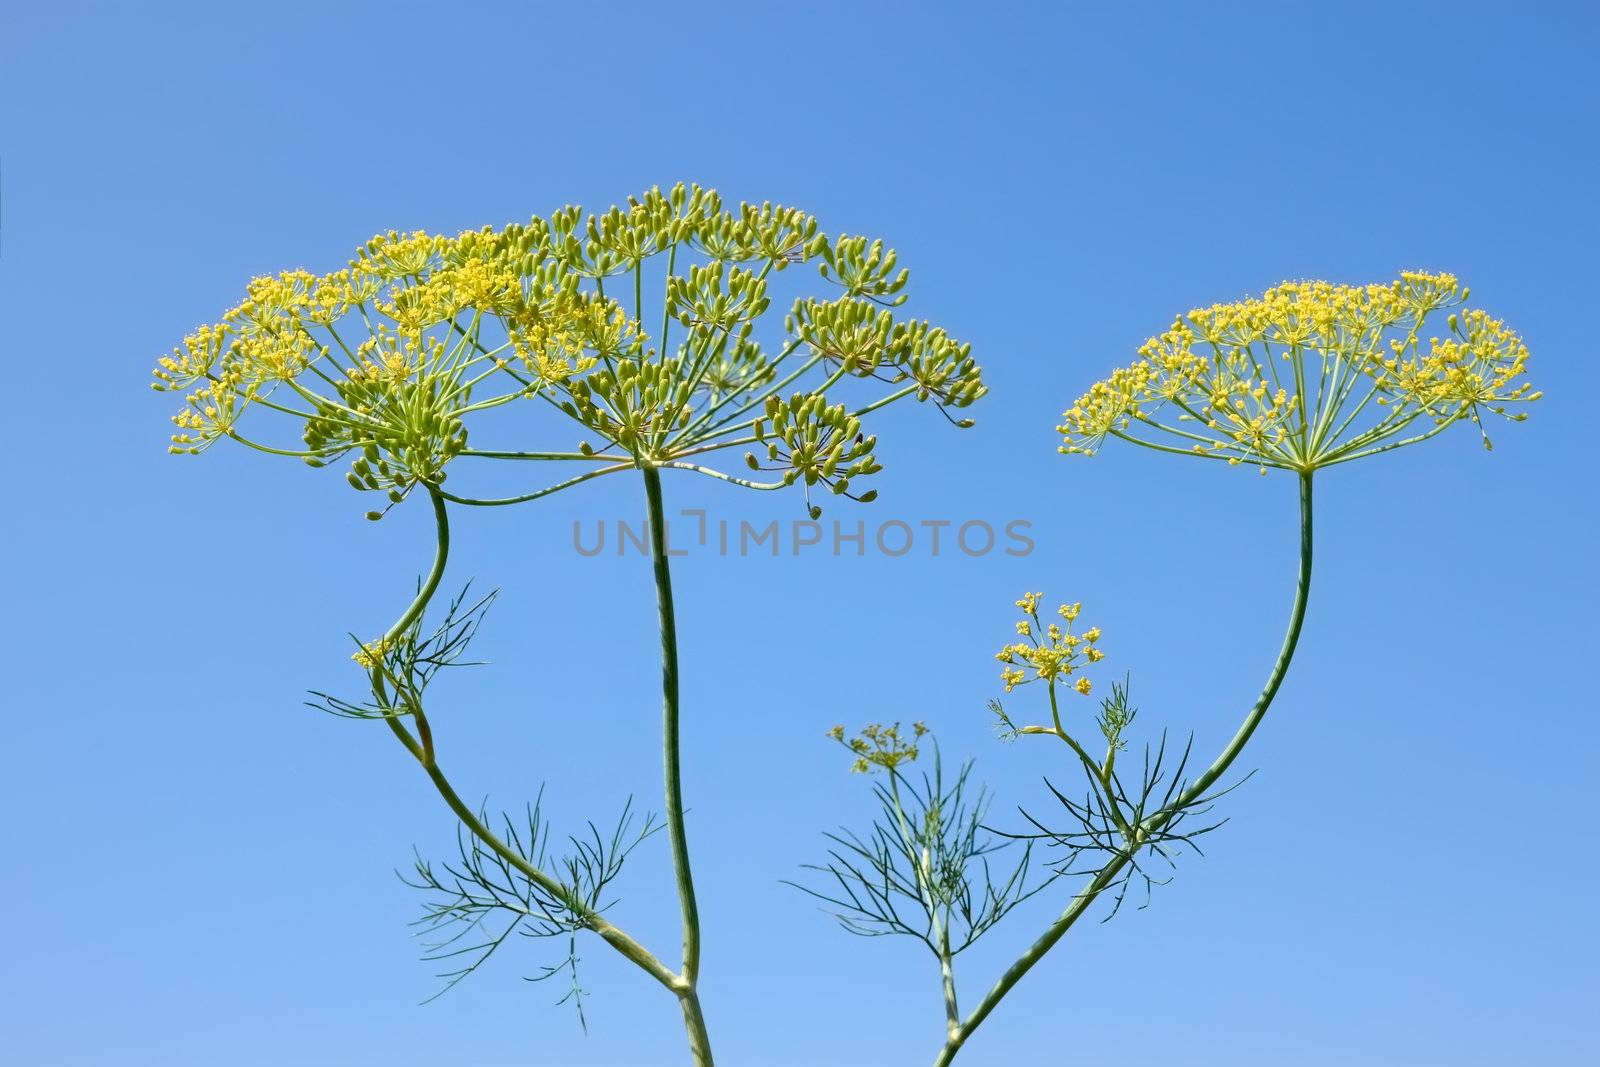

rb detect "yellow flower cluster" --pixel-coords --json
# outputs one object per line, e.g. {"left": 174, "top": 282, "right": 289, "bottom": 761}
{"left": 352, "top": 634, "right": 396, "bottom": 670}
{"left": 168, "top": 371, "right": 249, "bottom": 450}
{"left": 828, "top": 721, "right": 928, "bottom": 775}
{"left": 1058, "top": 272, "right": 1537, "bottom": 471}
{"left": 153, "top": 183, "right": 985, "bottom": 514}
{"left": 380, "top": 257, "right": 527, "bottom": 328}
{"left": 996, "top": 593, "right": 1104, "bottom": 694}
{"left": 152, "top": 322, "right": 232, "bottom": 391}
{"left": 355, "top": 229, "right": 451, "bottom": 281}
{"left": 1380, "top": 308, "right": 1534, "bottom": 440}
{"left": 350, "top": 331, "right": 442, "bottom": 384}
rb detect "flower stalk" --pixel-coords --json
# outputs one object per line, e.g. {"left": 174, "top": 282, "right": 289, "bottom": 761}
{"left": 154, "top": 183, "right": 983, "bottom": 1061}
{"left": 808, "top": 271, "right": 1532, "bottom": 1065}
{"left": 933, "top": 470, "right": 1312, "bottom": 1065}
{"left": 377, "top": 488, "right": 684, "bottom": 995}
{"left": 643, "top": 462, "right": 713, "bottom": 1063}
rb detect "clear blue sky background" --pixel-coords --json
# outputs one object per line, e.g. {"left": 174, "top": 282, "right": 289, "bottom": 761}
{"left": 3, "top": 2, "right": 1596, "bottom": 1064}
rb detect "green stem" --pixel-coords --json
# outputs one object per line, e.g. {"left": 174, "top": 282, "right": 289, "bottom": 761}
{"left": 642, "top": 464, "right": 714, "bottom": 1066}
{"left": 659, "top": 242, "right": 678, "bottom": 361}
{"left": 887, "top": 770, "right": 959, "bottom": 1039}
{"left": 386, "top": 488, "right": 452, "bottom": 643}
{"left": 677, "top": 989, "right": 715, "bottom": 1066}
{"left": 377, "top": 491, "right": 689, "bottom": 1001}
{"left": 939, "top": 927, "right": 960, "bottom": 1042}
{"left": 433, "top": 463, "right": 633, "bottom": 506}
{"left": 458, "top": 449, "right": 627, "bottom": 462}
{"left": 1173, "top": 469, "right": 1313, "bottom": 804}
{"left": 660, "top": 461, "right": 786, "bottom": 491}
{"left": 635, "top": 259, "right": 645, "bottom": 352}
{"left": 1044, "top": 684, "right": 1129, "bottom": 836}
{"left": 416, "top": 748, "right": 683, "bottom": 993}
{"left": 934, "top": 470, "right": 1315, "bottom": 1066}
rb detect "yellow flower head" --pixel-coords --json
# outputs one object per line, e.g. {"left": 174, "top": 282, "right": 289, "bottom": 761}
{"left": 352, "top": 634, "right": 395, "bottom": 670}
{"left": 1058, "top": 272, "right": 1537, "bottom": 472}
{"left": 154, "top": 183, "right": 986, "bottom": 519}
{"left": 832, "top": 721, "right": 929, "bottom": 774}
{"left": 996, "top": 592, "right": 1104, "bottom": 694}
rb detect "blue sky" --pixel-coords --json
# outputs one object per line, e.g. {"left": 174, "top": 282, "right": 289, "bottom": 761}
{"left": 2, "top": 2, "right": 1596, "bottom": 1064}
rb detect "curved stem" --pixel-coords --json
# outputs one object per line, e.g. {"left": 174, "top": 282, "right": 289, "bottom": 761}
{"left": 434, "top": 462, "right": 633, "bottom": 506}
{"left": 659, "top": 461, "right": 786, "bottom": 491}
{"left": 385, "top": 487, "right": 453, "bottom": 644}
{"left": 934, "top": 470, "right": 1315, "bottom": 1066}
{"left": 418, "top": 750, "right": 684, "bottom": 993}
{"left": 642, "top": 464, "right": 715, "bottom": 1065}
{"left": 458, "top": 449, "right": 628, "bottom": 462}
{"left": 376, "top": 490, "right": 687, "bottom": 996}
{"left": 1172, "top": 469, "right": 1313, "bottom": 804}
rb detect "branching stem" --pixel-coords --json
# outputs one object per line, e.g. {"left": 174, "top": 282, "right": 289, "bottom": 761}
{"left": 933, "top": 471, "right": 1315, "bottom": 1065}
{"left": 374, "top": 488, "right": 692, "bottom": 1010}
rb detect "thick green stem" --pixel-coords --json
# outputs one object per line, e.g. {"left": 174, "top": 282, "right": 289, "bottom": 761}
{"left": 939, "top": 929, "right": 960, "bottom": 1041}
{"left": 934, "top": 471, "right": 1315, "bottom": 1066}
{"left": 677, "top": 989, "right": 715, "bottom": 1066}
{"left": 642, "top": 464, "right": 714, "bottom": 1065}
